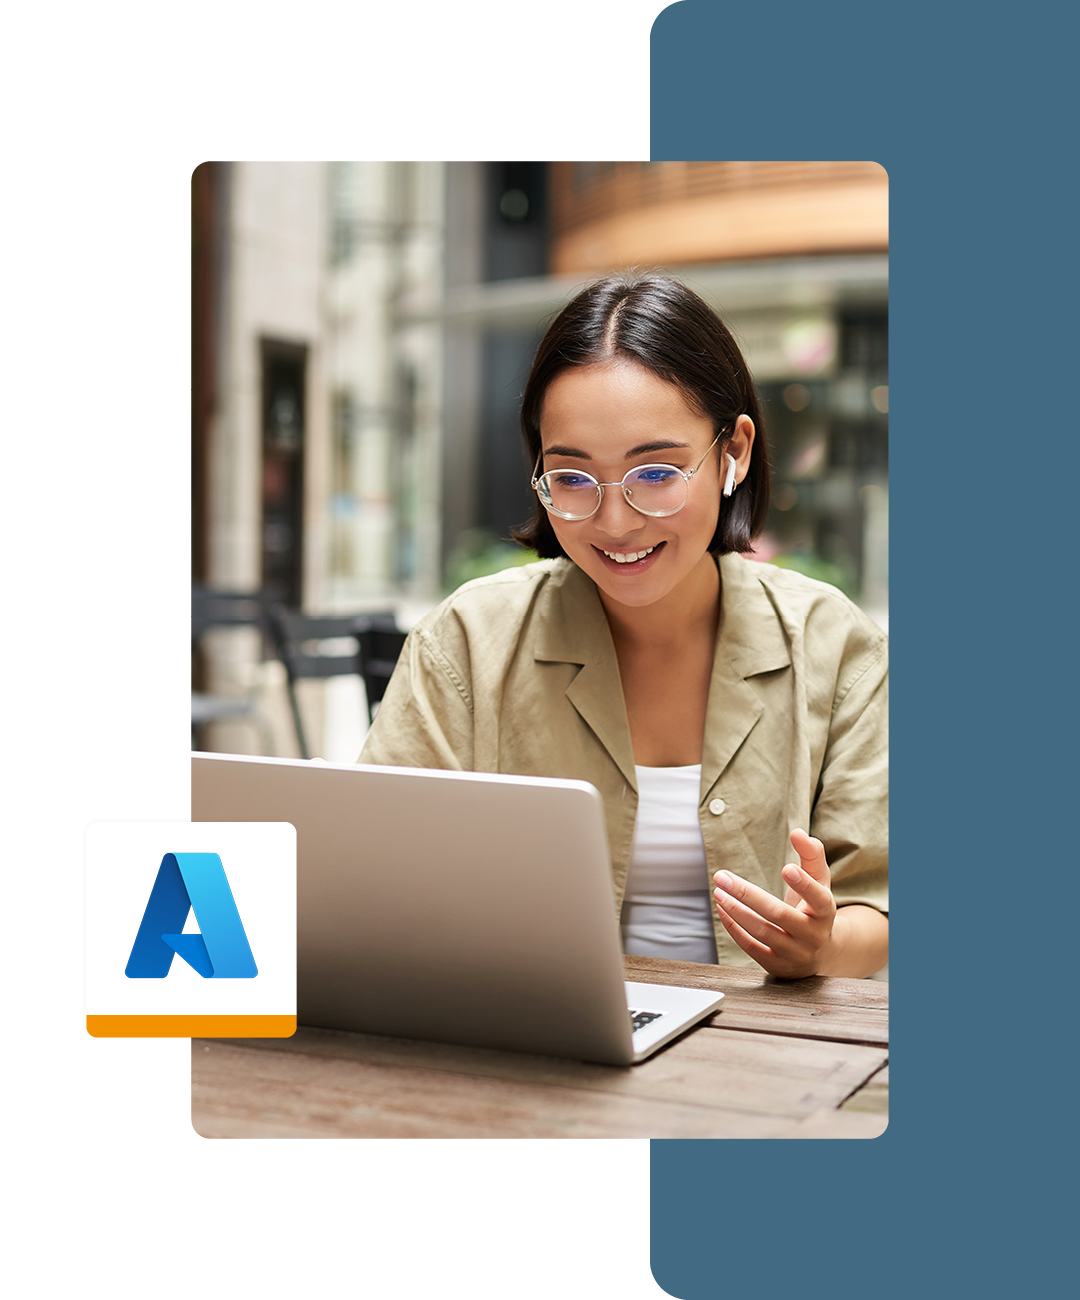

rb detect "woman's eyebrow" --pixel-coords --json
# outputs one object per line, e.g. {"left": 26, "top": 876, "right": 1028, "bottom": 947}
{"left": 541, "top": 443, "right": 591, "bottom": 459}
{"left": 625, "top": 439, "right": 692, "bottom": 458}
{"left": 541, "top": 439, "right": 693, "bottom": 460}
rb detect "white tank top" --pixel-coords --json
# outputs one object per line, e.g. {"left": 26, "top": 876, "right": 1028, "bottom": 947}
{"left": 619, "top": 764, "right": 718, "bottom": 964}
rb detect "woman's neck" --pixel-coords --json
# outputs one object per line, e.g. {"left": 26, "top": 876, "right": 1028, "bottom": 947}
{"left": 599, "top": 552, "right": 721, "bottom": 651}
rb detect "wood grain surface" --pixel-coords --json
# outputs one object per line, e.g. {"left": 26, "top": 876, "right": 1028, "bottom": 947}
{"left": 191, "top": 957, "right": 888, "bottom": 1139}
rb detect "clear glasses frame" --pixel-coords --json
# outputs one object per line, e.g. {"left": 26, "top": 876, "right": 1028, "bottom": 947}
{"left": 531, "top": 426, "right": 728, "bottom": 520}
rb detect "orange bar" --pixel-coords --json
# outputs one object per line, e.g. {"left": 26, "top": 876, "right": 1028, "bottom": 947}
{"left": 86, "top": 1014, "right": 296, "bottom": 1038}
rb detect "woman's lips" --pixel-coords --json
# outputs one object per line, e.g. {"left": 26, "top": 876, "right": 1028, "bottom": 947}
{"left": 593, "top": 541, "right": 665, "bottom": 573}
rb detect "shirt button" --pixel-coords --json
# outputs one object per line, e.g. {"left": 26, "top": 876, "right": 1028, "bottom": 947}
{"left": 708, "top": 798, "right": 726, "bottom": 816}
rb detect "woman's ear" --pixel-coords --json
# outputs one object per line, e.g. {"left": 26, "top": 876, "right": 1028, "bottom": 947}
{"left": 725, "top": 415, "right": 755, "bottom": 489}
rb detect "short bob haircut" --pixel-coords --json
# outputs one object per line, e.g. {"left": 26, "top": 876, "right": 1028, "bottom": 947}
{"left": 511, "top": 272, "right": 771, "bottom": 558}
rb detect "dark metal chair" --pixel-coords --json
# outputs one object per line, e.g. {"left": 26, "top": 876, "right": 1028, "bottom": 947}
{"left": 356, "top": 617, "right": 409, "bottom": 723}
{"left": 267, "top": 607, "right": 405, "bottom": 759}
{"left": 191, "top": 586, "right": 275, "bottom": 752}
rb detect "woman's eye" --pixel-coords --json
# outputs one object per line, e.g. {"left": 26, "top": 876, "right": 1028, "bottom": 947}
{"left": 552, "top": 472, "right": 594, "bottom": 489}
{"left": 634, "top": 466, "right": 680, "bottom": 484}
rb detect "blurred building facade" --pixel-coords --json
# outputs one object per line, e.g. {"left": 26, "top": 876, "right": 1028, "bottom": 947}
{"left": 192, "top": 160, "right": 887, "bottom": 756}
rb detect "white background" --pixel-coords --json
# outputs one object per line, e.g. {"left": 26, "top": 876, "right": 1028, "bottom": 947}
{"left": 86, "top": 822, "right": 295, "bottom": 1016}
{"left": 6, "top": 3, "right": 671, "bottom": 1298}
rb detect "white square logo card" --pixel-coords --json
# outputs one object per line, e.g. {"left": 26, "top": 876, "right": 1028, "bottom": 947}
{"left": 86, "top": 821, "right": 296, "bottom": 1037}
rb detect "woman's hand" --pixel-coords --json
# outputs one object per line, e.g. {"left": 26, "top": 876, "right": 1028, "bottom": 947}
{"left": 713, "top": 829, "right": 837, "bottom": 979}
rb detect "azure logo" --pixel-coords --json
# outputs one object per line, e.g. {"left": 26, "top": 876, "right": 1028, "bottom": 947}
{"left": 126, "top": 851, "right": 258, "bottom": 979}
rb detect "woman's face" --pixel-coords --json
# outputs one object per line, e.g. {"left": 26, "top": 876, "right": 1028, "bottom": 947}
{"left": 538, "top": 360, "right": 733, "bottom": 614}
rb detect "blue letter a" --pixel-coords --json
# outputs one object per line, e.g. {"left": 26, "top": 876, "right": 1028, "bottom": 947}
{"left": 125, "top": 852, "right": 258, "bottom": 978}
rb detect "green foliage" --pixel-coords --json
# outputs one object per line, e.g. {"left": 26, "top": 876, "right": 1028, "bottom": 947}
{"left": 444, "top": 531, "right": 859, "bottom": 602}
{"left": 769, "top": 550, "right": 857, "bottom": 599}
{"left": 444, "top": 529, "right": 538, "bottom": 593}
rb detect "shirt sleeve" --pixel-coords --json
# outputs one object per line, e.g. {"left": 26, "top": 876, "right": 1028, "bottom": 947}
{"left": 358, "top": 624, "right": 476, "bottom": 772}
{"left": 812, "top": 632, "right": 889, "bottom": 914}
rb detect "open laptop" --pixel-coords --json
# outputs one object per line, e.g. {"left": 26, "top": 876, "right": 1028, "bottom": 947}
{"left": 191, "top": 753, "right": 723, "bottom": 1065}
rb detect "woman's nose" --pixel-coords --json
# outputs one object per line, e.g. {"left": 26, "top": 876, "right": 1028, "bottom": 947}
{"left": 593, "top": 484, "right": 644, "bottom": 535}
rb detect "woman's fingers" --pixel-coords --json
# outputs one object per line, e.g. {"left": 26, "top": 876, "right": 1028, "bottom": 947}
{"left": 790, "top": 829, "right": 830, "bottom": 884}
{"left": 713, "top": 872, "right": 821, "bottom": 961}
{"left": 780, "top": 861, "right": 834, "bottom": 918}
{"left": 714, "top": 895, "right": 823, "bottom": 978}
{"left": 713, "top": 869, "right": 824, "bottom": 936}
{"left": 714, "top": 871, "right": 793, "bottom": 926}
{"left": 713, "top": 879, "right": 789, "bottom": 946}
{"left": 714, "top": 862, "right": 836, "bottom": 978}
{"left": 712, "top": 839, "right": 837, "bottom": 979}
{"left": 713, "top": 898, "right": 778, "bottom": 966}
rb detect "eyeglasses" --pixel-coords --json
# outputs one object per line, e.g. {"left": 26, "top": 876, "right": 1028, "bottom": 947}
{"left": 531, "top": 427, "right": 727, "bottom": 521}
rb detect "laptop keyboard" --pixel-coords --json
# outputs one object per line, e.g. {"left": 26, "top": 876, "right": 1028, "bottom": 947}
{"left": 629, "top": 1009, "right": 664, "bottom": 1032}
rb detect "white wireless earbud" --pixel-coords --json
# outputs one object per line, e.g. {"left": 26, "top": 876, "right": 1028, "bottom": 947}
{"left": 722, "top": 453, "right": 737, "bottom": 497}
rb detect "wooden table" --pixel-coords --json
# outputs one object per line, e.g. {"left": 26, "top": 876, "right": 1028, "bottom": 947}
{"left": 191, "top": 955, "right": 888, "bottom": 1139}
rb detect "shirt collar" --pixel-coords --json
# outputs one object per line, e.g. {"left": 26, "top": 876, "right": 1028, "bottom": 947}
{"left": 713, "top": 553, "right": 792, "bottom": 679}
{"left": 531, "top": 556, "right": 792, "bottom": 796}
{"left": 531, "top": 554, "right": 791, "bottom": 677}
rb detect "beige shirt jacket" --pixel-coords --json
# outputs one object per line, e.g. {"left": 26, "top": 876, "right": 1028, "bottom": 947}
{"left": 359, "top": 554, "right": 888, "bottom": 967}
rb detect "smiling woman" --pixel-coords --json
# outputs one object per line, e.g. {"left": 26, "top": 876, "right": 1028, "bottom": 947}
{"left": 360, "top": 273, "right": 888, "bottom": 979}
{"left": 531, "top": 362, "right": 736, "bottom": 615}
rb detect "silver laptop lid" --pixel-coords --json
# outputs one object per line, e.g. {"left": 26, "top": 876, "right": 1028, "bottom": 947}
{"left": 192, "top": 754, "right": 637, "bottom": 1062}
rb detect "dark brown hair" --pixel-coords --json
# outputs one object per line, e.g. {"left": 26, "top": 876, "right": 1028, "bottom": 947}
{"left": 511, "top": 272, "right": 770, "bottom": 557}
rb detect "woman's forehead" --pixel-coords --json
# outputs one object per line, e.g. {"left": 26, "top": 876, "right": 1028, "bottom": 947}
{"left": 539, "top": 360, "right": 711, "bottom": 458}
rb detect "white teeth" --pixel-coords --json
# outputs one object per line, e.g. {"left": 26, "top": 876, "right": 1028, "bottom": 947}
{"left": 603, "top": 546, "right": 655, "bottom": 564}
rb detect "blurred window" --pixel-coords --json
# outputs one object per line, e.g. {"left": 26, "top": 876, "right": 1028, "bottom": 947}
{"left": 483, "top": 162, "right": 548, "bottom": 281}
{"left": 260, "top": 340, "right": 307, "bottom": 608}
{"left": 757, "top": 310, "right": 888, "bottom": 614}
{"left": 329, "top": 162, "right": 357, "bottom": 266}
